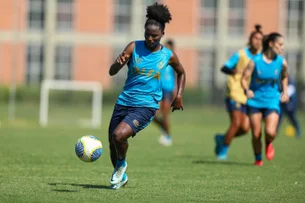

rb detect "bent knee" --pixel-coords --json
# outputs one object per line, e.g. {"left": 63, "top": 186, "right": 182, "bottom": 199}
{"left": 265, "top": 128, "right": 277, "bottom": 137}
{"left": 240, "top": 124, "right": 250, "bottom": 134}
{"left": 251, "top": 130, "right": 261, "bottom": 139}
{"left": 112, "top": 130, "right": 128, "bottom": 143}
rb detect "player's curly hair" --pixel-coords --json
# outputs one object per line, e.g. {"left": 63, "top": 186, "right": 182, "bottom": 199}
{"left": 145, "top": 3, "right": 172, "bottom": 31}
{"left": 248, "top": 24, "right": 263, "bottom": 46}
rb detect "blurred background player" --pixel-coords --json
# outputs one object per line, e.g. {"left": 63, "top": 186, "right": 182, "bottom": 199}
{"left": 277, "top": 76, "right": 302, "bottom": 138}
{"left": 153, "top": 39, "right": 176, "bottom": 146}
{"left": 241, "top": 32, "right": 289, "bottom": 166}
{"left": 108, "top": 3, "right": 186, "bottom": 189}
{"left": 215, "top": 25, "right": 263, "bottom": 160}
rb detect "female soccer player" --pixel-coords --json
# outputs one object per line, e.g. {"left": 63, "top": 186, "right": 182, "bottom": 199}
{"left": 241, "top": 32, "right": 289, "bottom": 166}
{"left": 108, "top": 3, "right": 186, "bottom": 189}
{"left": 215, "top": 25, "right": 263, "bottom": 160}
{"left": 154, "top": 39, "right": 176, "bottom": 146}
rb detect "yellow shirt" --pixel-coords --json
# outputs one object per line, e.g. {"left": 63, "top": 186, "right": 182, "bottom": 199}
{"left": 225, "top": 48, "right": 255, "bottom": 104}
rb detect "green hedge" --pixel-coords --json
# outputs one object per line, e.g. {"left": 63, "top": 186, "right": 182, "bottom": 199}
{"left": 0, "top": 85, "right": 211, "bottom": 106}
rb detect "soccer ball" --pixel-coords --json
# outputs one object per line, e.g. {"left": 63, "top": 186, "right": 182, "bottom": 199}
{"left": 75, "top": 135, "right": 103, "bottom": 162}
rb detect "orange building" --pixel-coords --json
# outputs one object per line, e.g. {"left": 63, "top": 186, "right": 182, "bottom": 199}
{"left": 0, "top": 0, "right": 304, "bottom": 90}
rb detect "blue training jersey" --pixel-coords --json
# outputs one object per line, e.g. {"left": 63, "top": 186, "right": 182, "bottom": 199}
{"left": 161, "top": 65, "right": 175, "bottom": 92}
{"left": 247, "top": 53, "right": 284, "bottom": 110}
{"left": 116, "top": 41, "right": 173, "bottom": 109}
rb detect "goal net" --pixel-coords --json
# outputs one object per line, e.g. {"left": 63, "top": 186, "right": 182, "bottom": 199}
{"left": 39, "top": 80, "right": 102, "bottom": 128}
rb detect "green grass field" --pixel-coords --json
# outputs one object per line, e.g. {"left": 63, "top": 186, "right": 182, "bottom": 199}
{"left": 0, "top": 103, "right": 304, "bottom": 203}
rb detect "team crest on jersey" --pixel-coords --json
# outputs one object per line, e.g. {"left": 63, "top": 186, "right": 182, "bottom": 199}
{"left": 274, "top": 69, "right": 278, "bottom": 75}
{"left": 136, "top": 57, "right": 142, "bottom": 64}
{"left": 157, "top": 61, "right": 164, "bottom": 70}
{"left": 257, "top": 70, "right": 262, "bottom": 75}
{"left": 133, "top": 119, "right": 140, "bottom": 128}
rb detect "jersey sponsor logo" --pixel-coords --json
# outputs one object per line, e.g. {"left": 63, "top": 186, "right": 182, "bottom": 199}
{"left": 157, "top": 61, "right": 164, "bottom": 70}
{"left": 133, "top": 66, "right": 161, "bottom": 80}
{"left": 136, "top": 57, "right": 142, "bottom": 64}
{"left": 255, "top": 78, "right": 278, "bottom": 84}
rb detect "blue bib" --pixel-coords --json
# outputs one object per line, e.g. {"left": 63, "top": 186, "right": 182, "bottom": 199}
{"left": 161, "top": 65, "right": 175, "bottom": 92}
{"left": 116, "top": 41, "right": 173, "bottom": 109}
{"left": 247, "top": 54, "right": 284, "bottom": 110}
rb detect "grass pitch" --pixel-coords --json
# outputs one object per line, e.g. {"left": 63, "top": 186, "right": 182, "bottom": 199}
{"left": 0, "top": 103, "right": 304, "bottom": 203}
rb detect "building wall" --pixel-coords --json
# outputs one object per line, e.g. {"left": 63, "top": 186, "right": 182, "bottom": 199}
{"left": 0, "top": 0, "right": 304, "bottom": 89}
{"left": 247, "top": 0, "right": 280, "bottom": 34}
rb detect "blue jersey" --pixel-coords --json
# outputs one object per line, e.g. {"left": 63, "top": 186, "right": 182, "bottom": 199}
{"left": 161, "top": 65, "right": 175, "bottom": 92}
{"left": 116, "top": 41, "right": 173, "bottom": 109}
{"left": 247, "top": 54, "right": 284, "bottom": 111}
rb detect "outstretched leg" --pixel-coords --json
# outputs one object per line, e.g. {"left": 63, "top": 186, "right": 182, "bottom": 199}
{"left": 249, "top": 112, "right": 263, "bottom": 166}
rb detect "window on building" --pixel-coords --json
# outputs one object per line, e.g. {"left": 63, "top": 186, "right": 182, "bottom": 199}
{"left": 198, "top": 49, "right": 216, "bottom": 90}
{"left": 28, "top": 0, "right": 45, "bottom": 30}
{"left": 199, "top": 0, "right": 218, "bottom": 37}
{"left": 228, "top": 0, "right": 245, "bottom": 37}
{"left": 114, "top": 0, "right": 132, "bottom": 33}
{"left": 26, "top": 44, "right": 44, "bottom": 84}
{"left": 112, "top": 48, "right": 128, "bottom": 87}
{"left": 57, "top": 0, "right": 73, "bottom": 31}
{"left": 286, "top": 0, "right": 304, "bottom": 39}
{"left": 55, "top": 45, "right": 72, "bottom": 80}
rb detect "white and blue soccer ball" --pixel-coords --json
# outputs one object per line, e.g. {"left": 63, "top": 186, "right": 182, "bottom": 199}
{"left": 75, "top": 135, "right": 103, "bottom": 162}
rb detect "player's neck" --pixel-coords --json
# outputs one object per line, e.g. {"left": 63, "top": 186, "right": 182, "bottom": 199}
{"left": 263, "top": 50, "right": 276, "bottom": 63}
{"left": 146, "top": 44, "right": 162, "bottom": 52}
{"left": 249, "top": 47, "right": 260, "bottom": 55}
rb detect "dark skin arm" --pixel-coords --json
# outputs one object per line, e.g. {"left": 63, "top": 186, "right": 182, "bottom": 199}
{"left": 109, "top": 42, "right": 135, "bottom": 76}
{"left": 168, "top": 51, "right": 186, "bottom": 112}
{"left": 221, "top": 66, "right": 237, "bottom": 75}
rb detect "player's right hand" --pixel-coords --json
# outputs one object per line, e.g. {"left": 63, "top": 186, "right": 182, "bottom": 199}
{"left": 245, "top": 89, "right": 254, "bottom": 99}
{"left": 116, "top": 51, "right": 130, "bottom": 65}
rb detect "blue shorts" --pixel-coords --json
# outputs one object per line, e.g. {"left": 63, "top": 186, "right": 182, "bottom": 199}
{"left": 225, "top": 98, "right": 247, "bottom": 114}
{"left": 162, "top": 89, "right": 174, "bottom": 102}
{"left": 108, "top": 104, "right": 157, "bottom": 136}
{"left": 247, "top": 106, "right": 279, "bottom": 118}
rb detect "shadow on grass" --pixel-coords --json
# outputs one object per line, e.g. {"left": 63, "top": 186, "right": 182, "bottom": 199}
{"left": 193, "top": 160, "right": 252, "bottom": 166}
{"left": 51, "top": 189, "right": 78, "bottom": 193}
{"left": 48, "top": 183, "right": 111, "bottom": 190}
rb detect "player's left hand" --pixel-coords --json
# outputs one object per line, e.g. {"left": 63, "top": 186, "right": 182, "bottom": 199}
{"left": 281, "top": 92, "right": 289, "bottom": 103}
{"left": 171, "top": 96, "right": 183, "bottom": 112}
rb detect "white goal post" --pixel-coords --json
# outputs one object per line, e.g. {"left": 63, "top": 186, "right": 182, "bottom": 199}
{"left": 39, "top": 80, "right": 103, "bottom": 129}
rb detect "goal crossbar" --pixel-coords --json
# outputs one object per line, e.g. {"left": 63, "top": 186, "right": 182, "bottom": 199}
{"left": 39, "top": 80, "right": 102, "bottom": 129}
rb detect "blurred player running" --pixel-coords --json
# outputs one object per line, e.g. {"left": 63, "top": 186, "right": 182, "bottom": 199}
{"left": 215, "top": 25, "right": 263, "bottom": 160}
{"left": 154, "top": 39, "right": 176, "bottom": 146}
{"left": 277, "top": 76, "right": 302, "bottom": 138}
{"left": 241, "top": 32, "right": 289, "bottom": 166}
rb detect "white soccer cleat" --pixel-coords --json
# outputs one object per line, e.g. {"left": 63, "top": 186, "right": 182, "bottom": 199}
{"left": 110, "top": 162, "right": 127, "bottom": 185}
{"left": 109, "top": 173, "right": 128, "bottom": 190}
{"left": 159, "top": 135, "right": 172, "bottom": 146}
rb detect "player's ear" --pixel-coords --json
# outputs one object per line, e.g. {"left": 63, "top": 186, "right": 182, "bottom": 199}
{"left": 161, "top": 31, "right": 165, "bottom": 38}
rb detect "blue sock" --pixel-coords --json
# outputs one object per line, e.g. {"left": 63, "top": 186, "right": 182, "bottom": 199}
{"left": 255, "top": 153, "right": 262, "bottom": 161}
{"left": 116, "top": 158, "right": 126, "bottom": 167}
{"left": 220, "top": 144, "right": 229, "bottom": 155}
{"left": 122, "top": 173, "right": 127, "bottom": 181}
